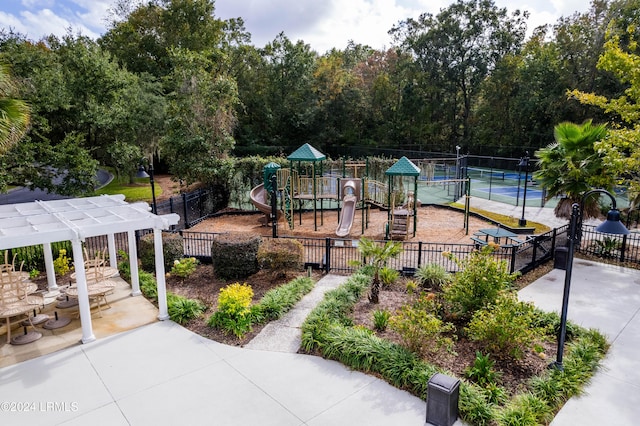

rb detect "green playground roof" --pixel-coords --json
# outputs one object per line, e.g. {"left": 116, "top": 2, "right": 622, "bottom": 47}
{"left": 287, "top": 143, "right": 326, "bottom": 162}
{"left": 385, "top": 156, "right": 420, "bottom": 176}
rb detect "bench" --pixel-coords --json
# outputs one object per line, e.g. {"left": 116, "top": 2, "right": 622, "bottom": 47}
{"left": 470, "top": 237, "right": 488, "bottom": 248}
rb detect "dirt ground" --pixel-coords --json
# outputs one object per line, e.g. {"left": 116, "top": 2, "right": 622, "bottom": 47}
{"left": 190, "top": 204, "right": 498, "bottom": 244}
{"left": 155, "top": 174, "right": 499, "bottom": 243}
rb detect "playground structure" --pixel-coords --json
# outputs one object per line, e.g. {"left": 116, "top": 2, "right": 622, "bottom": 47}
{"left": 336, "top": 179, "right": 360, "bottom": 237}
{"left": 249, "top": 144, "right": 472, "bottom": 239}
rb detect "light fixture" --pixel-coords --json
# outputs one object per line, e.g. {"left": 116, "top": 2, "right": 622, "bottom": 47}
{"left": 135, "top": 158, "right": 156, "bottom": 214}
{"left": 552, "top": 189, "right": 629, "bottom": 370}
{"left": 136, "top": 165, "right": 149, "bottom": 179}
{"left": 518, "top": 153, "right": 530, "bottom": 227}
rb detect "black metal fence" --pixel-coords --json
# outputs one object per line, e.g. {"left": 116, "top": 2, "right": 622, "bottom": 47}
{"left": 7, "top": 221, "right": 640, "bottom": 277}
{"left": 155, "top": 186, "right": 223, "bottom": 230}
{"left": 178, "top": 225, "right": 570, "bottom": 275}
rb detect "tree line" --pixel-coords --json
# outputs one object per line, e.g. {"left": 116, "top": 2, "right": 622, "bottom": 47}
{"left": 0, "top": 0, "right": 637, "bottom": 197}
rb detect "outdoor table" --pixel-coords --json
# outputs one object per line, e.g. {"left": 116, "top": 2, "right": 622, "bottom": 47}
{"left": 475, "top": 228, "right": 519, "bottom": 245}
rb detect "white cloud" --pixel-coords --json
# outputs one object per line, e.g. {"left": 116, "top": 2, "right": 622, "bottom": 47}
{"left": 21, "top": 0, "right": 55, "bottom": 9}
{"left": 20, "top": 8, "right": 100, "bottom": 39}
{"left": 2, "top": 0, "right": 595, "bottom": 50}
{"left": 70, "top": 0, "right": 112, "bottom": 30}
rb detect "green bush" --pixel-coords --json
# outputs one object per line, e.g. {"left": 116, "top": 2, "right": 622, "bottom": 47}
{"left": 379, "top": 267, "right": 399, "bottom": 287}
{"left": 466, "top": 292, "right": 543, "bottom": 360}
{"left": 168, "top": 295, "right": 205, "bottom": 325}
{"left": 465, "top": 351, "right": 501, "bottom": 387}
{"left": 442, "top": 246, "right": 519, "bottom": 320}
{"left": 207, "top": 282, "right": 255, "bottom": 338}
{"left": 531, "top": 308, "right": 581, "bottom": 343}
{"left": 415, "top": 263, "right": 451, "bottom": 290}
{"left": 496, "top": 392, "right": 553, "bottom": 426}
{"left": 139, "top": 232, "right": 184, "bottom": 272}
{"left": 117, "top": 251, "right": 131, "bottom": 282}
{"left": 253, "top": 276, "right": 314, "bottom": 321}
{"left": 170, "top": 257, "right": 198, "bottom": 280}
{"left": 53, "top": 248, "right": 71, "bottom": 276}
{"left": 139, "top": 270, "right": 158, "bottom": 301}
{"left": 389, "top": 292, "right": 454, "bottom": 355}
{"left": 373, "top": 309, "right": 391, "bottom": 331}
{"left": 257, "top": 238, "right": 303, "bottom": 275}
{"left": 299, "top": 266, "right": 609, "bottom": 426}
{"left": 212, "top": 234, "right": 261, "bottom": 279}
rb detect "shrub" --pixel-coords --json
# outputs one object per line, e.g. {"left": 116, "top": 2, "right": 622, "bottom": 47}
{"left": 301, "top": 270, "right": 371, "bottom": 352}
{"left": 389, "top": 293, "right": 454, "bottom": 355}
{"left": 373, "top": 309, "right": 391, "bottom": 331}
{"left": 496, "top": 392, "right": 553, "bottom": 426}
{"left": 257, "top": 238, "right": 303, "bottom": 275}
{"left": 591, "top": 236, "right": 622, "bottom": 258}
{"left": 212, "top": 234, "right": 261, "bottom": 279}
{"left": 465, "top": 351, "right": 501, "bottom": 388}
{"left": 139, "top": 232, "right": 184, "bottom": 272}
{"left": 415, "top": 263, "right": 451, "bottom": 290}
{"left": 139, "top": 270, "right": 158, "bottom": 301}
{"left": 442, "top": 246, "right": 519, "bottom": 320}
{"left": 170, "top": 257, "right": 198, "bottom": 280}
{"left": 466, "top": 292, "right": 543, "bottom": 360}
{"left": 207, "top": 282, "right": 255, "bottom": 338}
{"left": 530, "top": 309, "right": 581, "bottom": 343}
{"left": 379, "top": 267, "right": 399, "bottom": 287}
{"left": 253, "top": 276, "right": 314, "bottom": 321}
{"left": 405, "top": 280, "right": 418, "bottom": 294}
{"left": 168, "top": 295, "right": 205, "bottom": 325}
{"left": 53, "top": 249, "right": 71, "bottom": 276}
{"left": 117, "top": 249, "right": 131, "bottom": 282}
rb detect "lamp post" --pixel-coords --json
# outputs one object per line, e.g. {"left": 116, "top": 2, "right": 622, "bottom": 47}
{"left": 136, "top": 158, "right": 157, "bottom": 214}
{"left": 518, "top": 153, "right": 530, "bottom": 226}
{"left": 455, "top": 145, "right": 461, "bottom": 198}
{"left": 552, "top": 189, "right": 629, "bottom": 370}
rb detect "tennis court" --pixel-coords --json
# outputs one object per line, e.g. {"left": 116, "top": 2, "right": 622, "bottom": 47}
{"left": 476, "top": 185, "right": 544, "bottom": 200}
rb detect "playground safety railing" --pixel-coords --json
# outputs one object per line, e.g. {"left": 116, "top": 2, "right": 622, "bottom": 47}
{"left": 172, "top": 227, "right": 571, "bottom": 275}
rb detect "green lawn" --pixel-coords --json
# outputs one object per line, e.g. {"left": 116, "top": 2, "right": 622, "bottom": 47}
{"left": 94, "top": 173, "right": 162, "bottom": 203}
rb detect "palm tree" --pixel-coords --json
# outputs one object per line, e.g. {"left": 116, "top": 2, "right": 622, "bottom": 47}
{"left": 534, "top": 120, "right": 614, "bottom": 219}
{"left": 356, "top": 238, "right": 402, "bottom": 304}
{"left": 0, "top": 63, "right": 30, "bottom": 155}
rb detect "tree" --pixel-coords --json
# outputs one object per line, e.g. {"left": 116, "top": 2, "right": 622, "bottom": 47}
{"left": 101, "top": 0, "right": 226, "bottom": 79}
{"left": 534, "top": 120, "right": 614, "bottom": 218}
{"left": 0, "top": 33, "right": 98, "bottom": 195}
{"left": 0, "top": 63, "right": 30, "bottom": 154}
{"left": 161, "top": 49, "right": 239, "bottom": 185}
{"left": 356, "top": 238, "right": 402, "bottom": 304}
{"left": 390, "top": 0, "right": 527, "bottom": 150}
{"left": 569, "top": 5, "right": 640, "bottom": 208}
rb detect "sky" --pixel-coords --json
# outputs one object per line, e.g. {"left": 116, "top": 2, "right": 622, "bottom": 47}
{"left": 1, "top": 0, "right": 592, "bottom": 53}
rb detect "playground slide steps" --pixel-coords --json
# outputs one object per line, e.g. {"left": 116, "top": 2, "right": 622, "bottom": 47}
{"left": 390, "top": 211, "right": 410, "bottom": 239}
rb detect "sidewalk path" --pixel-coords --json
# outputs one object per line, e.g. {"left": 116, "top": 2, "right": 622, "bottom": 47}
{"left": 245, "top": 274, "right": 349, "bottom": 352}
{"left": 519, "top": 259, "right": 640, "bottom": 425}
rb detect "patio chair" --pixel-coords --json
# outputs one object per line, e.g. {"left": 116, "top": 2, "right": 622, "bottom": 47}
{"left": 70, "top": 248, "right": 118, "bottom": 284}
{"left": 65, "top": 252, "right": 117, "bottom": 317}
{"left": 0, "top": 256, "right": 44, "bottom": 344}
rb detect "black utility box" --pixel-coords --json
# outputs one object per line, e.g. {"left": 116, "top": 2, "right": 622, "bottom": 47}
{"left": 426, "top": 373, "right": 460, "bottom": 426}
{"left": 554, "top": 246, "right": 569, "bottom": 270}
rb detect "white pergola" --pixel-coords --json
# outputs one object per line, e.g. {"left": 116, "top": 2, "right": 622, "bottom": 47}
{"left": 0, "top": 194, "right": 180, "bottom": 344}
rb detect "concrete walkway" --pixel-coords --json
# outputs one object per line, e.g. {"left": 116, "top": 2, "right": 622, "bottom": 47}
{"left": 520, "top": 259, "right": 640, "bottom": 425}
{"left": 245, "top": 274, "right": 348, "bottom": 352}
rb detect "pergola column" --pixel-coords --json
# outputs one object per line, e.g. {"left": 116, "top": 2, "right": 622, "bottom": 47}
{"left": 128, "top": 231, "right": 141, "bottom": 296}
{"left": 71, "top": 239, "right": 95, "bottom": 344}
{"left": 107, "top": 233, "right": 118, "bottom": 270}
{"left": 154, "top": 228, "right": 169, "bottom": 320}
{"left": 43, "top": 242, "right": 58, "bottom": 291}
